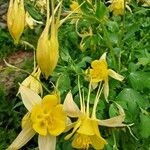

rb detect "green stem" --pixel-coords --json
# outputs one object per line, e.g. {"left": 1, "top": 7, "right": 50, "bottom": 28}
{"left": 112, "top": 130, "right": 119, "bottom": 150}
{"left": 101, "top": 23, "right": 117, "bottom": 69}
{"left": 117, "top": 0, "right": 126, "bottom": 71}
{"left": 78, "top": 76, "right": 83, "bottom": 113}
{"left": 86, "top": 80, "right": 92, "bottom": 117}
{"left": 4, "top": 60, "right": 51, "bottom": 94}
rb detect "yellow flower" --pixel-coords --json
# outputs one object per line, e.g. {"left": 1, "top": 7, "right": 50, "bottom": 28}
{"left": 7, "top": 85, "right": 67, "bottom": 150}
{"left": 31, "top": 95, "right": 66, "bottom": 136}
{"left": 86, "top": 53, "right": 124, "bottom": 102}
{"left": 67, "top": 116, "right": 107, "bottom": 149}
{"left": 36, "top": 1, "right": 59, "bottom": 79}
{"left": 20, "top": 67, "right": 43, "bottom": 95}
{"left": 7, "top": 0, "right": 25, "bottom": 43}
{"left": 142, "top": 0, "right": 150, "bottom": 7}
{"left": 70, "top": 1, "right": 81, "bottom": 13}
{"left": 36, "top": 0, "right": 47, "bottom": 13}
{"left": 108, "top": 0, "right": 131, "bottom": 15}
{"left": 64, "top": 81, "right": 126, "bottom": 150}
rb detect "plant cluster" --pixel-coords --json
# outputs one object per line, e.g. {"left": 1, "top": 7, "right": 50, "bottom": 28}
{"left": 1, "top": 0, "right": 150, "bottom": 149}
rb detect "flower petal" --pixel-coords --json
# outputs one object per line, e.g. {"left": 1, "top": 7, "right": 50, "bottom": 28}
{"left": 19, "top": 85, "right": 42, "bottom": 112}
{"left": 91, "top": 135, "right": 107, "bottom": 150}
{"left": 98, "top": 102, "right": 126, "bottom": 127}
{"left": 99, "top": 52, "right": 107, "bottom": 61}
{"left": 21, "top": 112, "right": 31, "bottom": 129}
{"left": 32, "top": 119, "right": 47, "bottom": 136}
{"left": 41, "top": 95, "right": 59, "bottom": 114}
{"left": 98, "top": 115, "right": 126, "bottom": 127}
{"left": 38, "top": 134, "right": 56, "bottom": 150}
{"left": 72, "top": 133, "right": 91, "bottom": 149}
{"left": 91, "top": 60, "right": 101, "bottom": 69}
{"left": 7, "top": 124, "right": 35, "bottom": 149}
{"left": 48, "top": 118, "right": 66, "bottom": 136}
{"left": 42, "top": 95, "right": 58, "bottom": 108}
{"left": 103, "top": 78, "right": 109, "bottom": 103}
{"left": 108, "top": 69, "right": 124, "bottom": 81}
{"left": 77, "top": 118, "right": 95, "bottom": 136}
{"left": 52, "top": 104, "right": 66, "bottom": 120}
{"left": 64, "top": 92, "right": 82, "bottom": 117}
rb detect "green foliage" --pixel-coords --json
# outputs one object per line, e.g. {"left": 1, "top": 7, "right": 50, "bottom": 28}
{"left": 0, "top": 0, "right": 150, "bottom": 149}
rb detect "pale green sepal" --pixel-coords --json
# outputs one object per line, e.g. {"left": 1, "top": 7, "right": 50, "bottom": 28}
{"left": 64, "top": 91, "right": 82, "bottom": 117}
{"left": 108, "top": 69, "right": 124, "bottom": 81}
{"left": 19, "top": 84, "right": 42, "bottom": 112}
{"left": 7, "top": 124, "right": 35, "bottom": 150}
{"left": 38, "top": 134, "right": 56, "bottom": 150}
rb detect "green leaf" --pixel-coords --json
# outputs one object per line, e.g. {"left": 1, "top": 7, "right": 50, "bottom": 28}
{"left": 109, "top": 103, "right": 118, "bottom": 118}
{"left": 129, "top": 71, "right": 150, "bottom": 90}
{"left": 57, "top": 74, "right": 71, "bottom": 94}
{"left": 138, "top": 57, "right": 150, "bottom": 66}
{"left": 25, "top": 4, "right": 43, "bottom": 21}
{"left": 77, "top": 56, "right": 91, "bottom": 68}
{"left": 116, "top": 88, "right": 144, "bottom": 121}
{"left": 95, "top": 1, "right": 107, "bottom": 20}
{"left": 139, "top": 113, "right": 150, "bottom": 138}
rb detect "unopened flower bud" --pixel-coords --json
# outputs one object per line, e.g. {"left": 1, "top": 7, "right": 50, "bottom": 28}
{"left": 7, "top": 0, "right": 25, "bottom": 43}
{"left": 20, "top": 67, "right": 43, "bottom": 95}
{"left": 36, "top": 16, "right": 59, "bottom": 79}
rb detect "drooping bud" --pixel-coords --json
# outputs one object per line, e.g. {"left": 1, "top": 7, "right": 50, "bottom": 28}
{"left": 20, "top": 67, "right": 43, "bottom": 95}
{"left": 7, "top": 0, "right": 25, "bottom": 43}
{"left": 36, "top": 0, "right": 59, "bottom": 79}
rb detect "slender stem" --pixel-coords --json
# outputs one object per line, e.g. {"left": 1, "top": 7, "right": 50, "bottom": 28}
{"left": 51, "top": 0, "right": 55, "bottom": 34}
{"left": 47, "top": 0, "right": 50, "bottom": 23}
{"left": 82, "top": 89, "right": 86, "bottom": 114}
{"left": 78, "top": 76, "right": 83, "bottom": 112}
{"left": 101, "top": 23, "right": 117, "bottom": 69}
{"left": 20, "top": 40, "right": 35, "bottom": 50}
{"left": 33, "top": 50, "right": 36, "bottom": 70}
{"left": 117, "top": 0, "right": 126, "bottom": 71}
{"left": 59, "top": 1, "right": 85, "bottom": 27}
{"left": 91, "top": 83, "right": 104, "bottom": 119}
{"left": 4, "top": 60, "right": 51, "bottom": 94}
{"left": 112, "top": 130, "right": 119, "bottom": 150}
{"left": 56, "top": 0, "right": 62, "bottom": 29}
{"left": 86, "top": 80, "right": 92, "bottom": 117}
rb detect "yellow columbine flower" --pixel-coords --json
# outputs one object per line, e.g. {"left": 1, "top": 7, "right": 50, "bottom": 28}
{"left": 86, "top": 53, "right": 124, "bottom": 102}
{"left": 7, "top": 0, "right": 25, "bottom": 43}
{"left": 7, "top": 85, "right": 67, "bottom": 150}
{"left": 20, "top": 67, "right": 43, "bottom": 95}
{"left": 63, "top": 79, "right": 126, "bottom": 149}
{"left": 66, "top": 116, "right": 107, "bottom": 149}
{"left": 36, "top": 0, "right": 59, "bottom": 79}
{"left": 142, "top": 0, "right": 150, "bottom": 7}
{"left": 70, "top": 1, "right": 81, "bottom": 13}
{"left": 108, "top": 0, "right": 131, "bottom": 15}
{"left": 36, "top": 0, "right": 47, "bottom": 13}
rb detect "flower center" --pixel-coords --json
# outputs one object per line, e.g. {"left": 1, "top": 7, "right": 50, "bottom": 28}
{"left": 30, "top": 95, "right": 66, "bottom": 136}
{"left": 90, "top": 60, "right": 108, "bottom": 82}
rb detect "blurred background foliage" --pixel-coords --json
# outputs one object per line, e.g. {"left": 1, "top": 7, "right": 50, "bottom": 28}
{"left": 0, "top": 0, "right": 150, "bottom": 149}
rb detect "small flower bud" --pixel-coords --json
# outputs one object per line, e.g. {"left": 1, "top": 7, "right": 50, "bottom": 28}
{"left": 7, "top": 0, "right": 25, "bottom": 43}
{"left": 36, "top": 16, "right": 59, "bottom": 79}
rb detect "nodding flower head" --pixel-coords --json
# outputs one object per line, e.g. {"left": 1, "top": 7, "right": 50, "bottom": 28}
{"left": 36, "top": 0, "right": 59, "bottom": 79}
{"left": 7, "top": 0, "right": 25, "bottom": 43}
